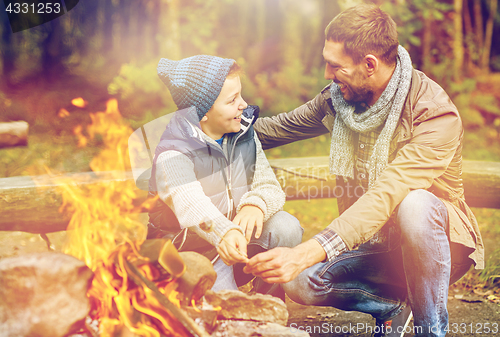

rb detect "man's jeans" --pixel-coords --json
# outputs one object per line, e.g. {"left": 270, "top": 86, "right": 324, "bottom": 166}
{"left": 212, "top": 210, "right": 303, "bottom": 296}
{"left": 284, "top": 190, "right": 473, "bottom": 337}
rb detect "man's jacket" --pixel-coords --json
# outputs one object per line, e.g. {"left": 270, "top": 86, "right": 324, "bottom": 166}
{"left": 254, "top": 69, "right": 484, "bottom": 269}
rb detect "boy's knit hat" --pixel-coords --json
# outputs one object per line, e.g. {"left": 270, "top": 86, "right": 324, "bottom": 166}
{"left": 157, "top": 55, "right": 235, "bottom": 120}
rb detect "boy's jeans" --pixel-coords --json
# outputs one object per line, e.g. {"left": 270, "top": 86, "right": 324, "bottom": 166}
{"left": 212, "top": 210, "right": 303, "bottom": 297}
{"left": 284, "top": 189, "right": 473, "bottom": 337}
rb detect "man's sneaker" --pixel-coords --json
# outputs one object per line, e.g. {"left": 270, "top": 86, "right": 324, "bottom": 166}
{"left": 373, "top": 305, "right": 413, "bottom": 337}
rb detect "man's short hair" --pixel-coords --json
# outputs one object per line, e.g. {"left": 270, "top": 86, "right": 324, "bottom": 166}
{"left": 325, "top": 4, "right": 399, "bottom": 66}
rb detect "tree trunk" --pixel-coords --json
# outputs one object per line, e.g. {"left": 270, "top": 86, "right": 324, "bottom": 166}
{"left": 101, "top": 0, "right": 115, "bottom": 56}
{"left": 454, "top": 0, "right": 465, "bottom": 80}
{"left": 281, "top": 0, "right": 303, "bottom": 66}
{"left": 421, "top": 14, "right": 433, "bottom": 73}
{"left": 463, "top": 0, "right": 476, "bottom": 74}
{"left": 306, "top": 0, "right": 341, "bottom": 70}
{"left": 41, "top": 20, "right": 65, "bottom": 81}
{"left": 473, "top": 0, "right": 484, "bottom": 53}
{"left": 160, "top": 0, "right": 181, "bottom": 59}
{"left": 480, "top": 0, "right": 498, "bottom": 72}
{"left": 119, "top": 0, "right": 131, "bottom": 59}
{"left": 112, "top": 0, "right": 122, "bottom": 57}
{"left": 256, "top": 0, "right": 267, "bottom": 45}
{"left": 1, "top": 17, "right": 16, "bottom": 88}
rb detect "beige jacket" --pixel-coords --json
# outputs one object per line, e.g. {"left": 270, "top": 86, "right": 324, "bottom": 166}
{"left": 254, "top": 69, "right": 484, "bottom": 269}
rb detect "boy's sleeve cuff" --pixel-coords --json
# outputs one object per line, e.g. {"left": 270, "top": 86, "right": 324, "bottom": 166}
{"left": 236, "top": 196, "right": 268, "bottom": 220}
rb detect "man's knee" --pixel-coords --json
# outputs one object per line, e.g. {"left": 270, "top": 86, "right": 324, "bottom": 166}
{"left": 283, "top": 269, "right": 317, "bottom": 305}
{"left": 396, "top": 189, "right": 448, "bottom": 236}
{"left": 265, "top": 211, "right": 303, "bottom": 247}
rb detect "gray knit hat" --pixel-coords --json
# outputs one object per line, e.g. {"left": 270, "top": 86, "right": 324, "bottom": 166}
{"left": 157, "top": 55, "right": 235, "bottom": 120}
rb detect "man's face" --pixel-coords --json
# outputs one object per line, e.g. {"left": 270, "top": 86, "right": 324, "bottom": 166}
{"left": 323, "top": 40, "right": 373, "bottom": 104}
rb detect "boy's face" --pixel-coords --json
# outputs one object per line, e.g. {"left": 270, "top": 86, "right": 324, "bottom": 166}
{"left": 201, "top": 75, "right": 248, "bottom": 140}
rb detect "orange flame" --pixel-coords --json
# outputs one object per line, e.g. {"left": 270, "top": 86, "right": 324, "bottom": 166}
{"left": 61, "top": 99, "right": 145, "bottom": 268}
{"left": 58, "top": 108, "right": 70, "bottom": 118}
{"left": 72, "top": 97, "right": 88, "bottom": 108}
{"left": 57, "top": 99, "right": 191, "bottom": 336}
{"left": 88, "top": 242, "right": 190, "bottom": 337}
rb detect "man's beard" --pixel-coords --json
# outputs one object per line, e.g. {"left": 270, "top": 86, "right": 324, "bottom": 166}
{"left": 342, "top": 70, "right": 374, "bottom": 105}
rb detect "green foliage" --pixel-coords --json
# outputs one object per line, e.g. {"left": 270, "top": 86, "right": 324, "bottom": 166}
{"left": 472, "top": 94, "right": 500, "bottom": 117}
{"left": 480, "top": 249, "right": 500, "bottom": 285}
{"left": 381, "top": 0, "right": 451, "bottom": 50}
{"left": 108, "top": 61, "right": 164, "bottom": 99}
{"left": 107, "top": 60, "right": 176, "bottom": 127}
{"left": 448, "top": 79, "right": 485, "bottom": 130}
{"left": 442, "top": 78, "right": 500, "bottom": 161}
{"left": 491, "top": 56, "right": 500, "bottom": 72}
{"left": 382, "top": 4, "right": 422, "bottom": 48}
{"left": 239, "top": 56, "right": 329, "bottom": 116}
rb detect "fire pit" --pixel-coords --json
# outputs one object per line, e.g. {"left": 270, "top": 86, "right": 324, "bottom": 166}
{"left": 0, "top": 240, "right": 308, "bottom": 337}
{"left": 0, "top": 100, "right": 309, "bottom": 337}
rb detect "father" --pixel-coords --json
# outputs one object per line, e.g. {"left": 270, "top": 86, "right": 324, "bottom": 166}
{"left": 246, "top": 4, "right": 484, "bottom": 337}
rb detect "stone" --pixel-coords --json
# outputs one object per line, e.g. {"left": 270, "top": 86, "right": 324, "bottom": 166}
{"left": 204, "top": 289, "right": 289, "bottom": 326}
{"left": 0, "top": 252, "right": 93, "bottom": 337}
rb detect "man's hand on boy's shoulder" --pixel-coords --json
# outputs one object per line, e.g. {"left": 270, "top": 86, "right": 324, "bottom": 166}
{"left": 218, "top": 229, "right": 249, "bottom": 266}
{"left": 233, "top": 205, "right": 264, "bottom": 242}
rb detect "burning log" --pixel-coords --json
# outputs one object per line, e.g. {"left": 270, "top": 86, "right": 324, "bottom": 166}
{"left": 0, "top": 121, "right": 28, "bottom": 148}
{"left": 0, "top": 252, "right": 93, "bottom": 337}
{"left": 124, "top": 259, "right": 211, "bottom": 337}
{"left": 86, "top": 238, "right": 219, "bottom": 337}
{"left": 135, "top": 239, "right": 217, "bottom": 306}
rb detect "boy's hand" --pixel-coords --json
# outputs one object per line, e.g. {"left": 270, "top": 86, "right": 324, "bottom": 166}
{"left": 232, "top": 205, "right": 264, "bottom": 242}
{"left": 217, "top": 229, "right": 249, "bottom": 266}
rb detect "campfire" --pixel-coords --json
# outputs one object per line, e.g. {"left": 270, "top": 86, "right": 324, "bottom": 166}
{"left": 0, "top": 99, "right": 307, "bottom": 337}
{"left": 57, "top": 99, "right": 215, "bottom": 336}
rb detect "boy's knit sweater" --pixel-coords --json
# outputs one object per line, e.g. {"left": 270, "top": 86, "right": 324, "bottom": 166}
{"left": 155, "top": 131, "right": 285, "bottom": 248}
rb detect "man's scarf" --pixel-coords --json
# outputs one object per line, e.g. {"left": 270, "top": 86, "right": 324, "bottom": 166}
{"left": 329, "top": 45, "right": 413, "bottom": 189}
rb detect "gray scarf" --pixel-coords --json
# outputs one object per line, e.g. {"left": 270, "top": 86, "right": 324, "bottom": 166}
{"left": 329, "top": 45, "right": 413, "bottom": 189}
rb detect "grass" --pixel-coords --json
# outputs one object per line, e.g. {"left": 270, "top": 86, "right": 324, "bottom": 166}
{"left": 0, "top": 127, "right": 100, "bottom": 177}
{"left": 283, "top": 198, "right": 339, "bottom": 242}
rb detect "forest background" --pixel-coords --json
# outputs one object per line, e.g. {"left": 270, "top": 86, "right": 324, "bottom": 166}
{"left": 0, "top": 0, "right": 500, "bottom": 292}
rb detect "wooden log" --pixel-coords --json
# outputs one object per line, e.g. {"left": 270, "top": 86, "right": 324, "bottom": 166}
{"left": 0, "top": 158, "right": 498, "bottom": 233}
{"left": 0, "top": 121, "right": 29, "bottom": 148}
{"left": 0, "top": 171, "right": 149, "bottom": 233}
{"left": 462, "top": 160, "right": 500, "bottom": 209}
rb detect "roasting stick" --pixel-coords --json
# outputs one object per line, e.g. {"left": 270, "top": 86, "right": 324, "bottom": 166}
{"left": 200, "top": 219, "right": 248, "bottom": 260}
